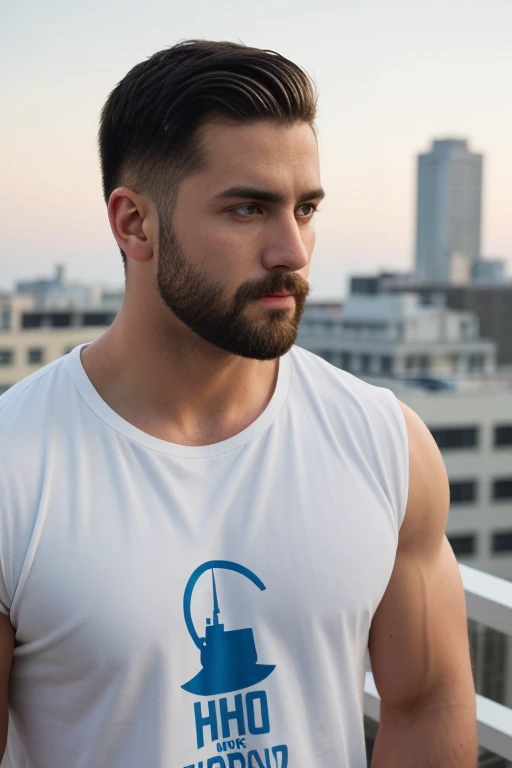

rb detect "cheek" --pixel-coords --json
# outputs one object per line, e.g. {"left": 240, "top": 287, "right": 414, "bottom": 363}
{"left": 187, "top": 223, "right": 259, "bottom": 278}
{"left": 304, "top": 225, "right": 316, "bottom": 252}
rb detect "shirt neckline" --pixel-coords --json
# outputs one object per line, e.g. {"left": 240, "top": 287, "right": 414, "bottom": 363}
{"left": 65, "top": 343, "right": 292, "bottom": 458}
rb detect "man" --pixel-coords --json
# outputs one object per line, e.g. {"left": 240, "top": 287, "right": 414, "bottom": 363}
{"left": 0, "top": 40, "right": 476, "bottom": 767}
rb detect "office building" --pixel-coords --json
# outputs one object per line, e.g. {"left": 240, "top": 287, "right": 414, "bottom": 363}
{"left": 415, "top": 139, "right": 483, "bottom": 282}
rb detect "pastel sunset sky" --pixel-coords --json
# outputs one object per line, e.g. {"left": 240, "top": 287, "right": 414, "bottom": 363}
{"left": 2, "top": 0, "right": 511, "bottom": 298}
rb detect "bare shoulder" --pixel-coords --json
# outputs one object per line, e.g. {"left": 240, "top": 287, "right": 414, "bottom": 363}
{"left": 368, "top": 399, "right": 475, "bottom": 729}
{"left": 396, "top": 399, "right": 450, "bottom": 554}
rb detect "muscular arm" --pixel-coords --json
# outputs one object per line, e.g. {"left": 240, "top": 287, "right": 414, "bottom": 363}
{"left": 368, "top": 402, "right": 477, "bottom": 767}
{"left": 0, "top": 612, "right": 14, "bottom": 760}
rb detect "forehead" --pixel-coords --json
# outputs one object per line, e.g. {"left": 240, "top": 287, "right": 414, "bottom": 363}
{"left": 193, "top": 119, "right": 321, "bottom": 197}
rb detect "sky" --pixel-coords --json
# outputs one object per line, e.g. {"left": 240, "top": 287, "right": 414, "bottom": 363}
{"left": 1, "top": 0, "right": 511, "bottom": 299}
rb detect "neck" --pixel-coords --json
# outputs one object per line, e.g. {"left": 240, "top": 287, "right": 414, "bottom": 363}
{"left": 80, "top": 299, "right": 281, "bottom": 447}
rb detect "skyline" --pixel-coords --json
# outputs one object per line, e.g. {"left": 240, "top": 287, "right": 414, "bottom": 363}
{"left": 2, "top": 0, "right": 511, "bottom": 298}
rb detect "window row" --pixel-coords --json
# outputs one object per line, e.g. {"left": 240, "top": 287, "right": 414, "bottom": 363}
{"left": 449, "top": 479, "right": 512, "bottom": 503}
{"left": 319, "top": 351, "right": 394, "bottom": 374}
{"left": 430, "top": 425, "right": 512, "bottom": 449}
{"left": 318, "top": 350, "right": 487, "bottom": 377}
{"left": 0, "top": 346, "right": 77, "bottom": 366}
{"left": 448, "top": 531, "right": 512, "bottom": 556}
{"left": 21, "top": 311, "right": 116, "bottom": 329}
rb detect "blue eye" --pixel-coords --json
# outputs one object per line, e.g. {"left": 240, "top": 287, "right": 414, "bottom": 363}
{"left": 234, "top": 204, "right": 260, "bottom": 217}
{"left": 297, "top": 203, "right": 317, "bottom": 217}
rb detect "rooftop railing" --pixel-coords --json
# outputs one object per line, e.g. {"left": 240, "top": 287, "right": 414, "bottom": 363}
{"left": 364, "top": 564, "right": 512, "bottom": 762}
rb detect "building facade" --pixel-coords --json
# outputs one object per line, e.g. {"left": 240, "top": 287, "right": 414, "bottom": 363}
{"left": 415, "top": 138, "right": 483, "bottom": 282}
{"left": 393, "top": 281, "right": 512, "bottom": 366}
{"left": 297, "top": 293, "right": 496, "bottom": 382}
{"left": 0, "top": 293, "right": 122, "bottom": 393}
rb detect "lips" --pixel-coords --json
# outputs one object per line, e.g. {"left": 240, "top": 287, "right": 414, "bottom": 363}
{"left": 254, "top": 294, "right": 296, "bottom": 309}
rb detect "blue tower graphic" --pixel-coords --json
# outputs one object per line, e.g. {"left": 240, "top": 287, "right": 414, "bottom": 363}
{"left": 181, "top": 560, "right": 276, "bottom": 696}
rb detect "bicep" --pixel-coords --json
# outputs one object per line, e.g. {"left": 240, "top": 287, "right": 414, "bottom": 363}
{"left": 368, "top": 536, "right": 471, "bottom": 710}
{"left": 368, "top": 401, "right": 474, "bottom": 711}
{"left": 0, "top": 612, "right": 14, "bottom": 759}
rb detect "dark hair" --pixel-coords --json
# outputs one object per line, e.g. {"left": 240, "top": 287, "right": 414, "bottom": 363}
{"left": 98, "top": 40, "right": 317, "bottom": 264}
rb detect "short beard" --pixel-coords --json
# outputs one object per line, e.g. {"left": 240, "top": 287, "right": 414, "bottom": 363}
{"left": 156, "top": 218, "right": 310, "bottom": 360}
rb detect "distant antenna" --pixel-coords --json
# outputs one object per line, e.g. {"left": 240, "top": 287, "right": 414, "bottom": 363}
{"left": 212, "top": 570, "right": 220, "bottom": 625}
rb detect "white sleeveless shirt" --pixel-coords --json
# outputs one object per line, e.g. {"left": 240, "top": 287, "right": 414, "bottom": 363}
{"left": 0, "top": 344, "right": 408, "bottom": 768}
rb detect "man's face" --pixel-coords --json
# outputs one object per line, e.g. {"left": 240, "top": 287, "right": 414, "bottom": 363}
{"left": 156, "top": 119, "right": 323, "bottom": 360}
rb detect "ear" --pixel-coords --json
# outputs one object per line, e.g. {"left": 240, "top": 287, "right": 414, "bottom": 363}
{"left": 107, "top": 187, "right": 156, "bottom": 263}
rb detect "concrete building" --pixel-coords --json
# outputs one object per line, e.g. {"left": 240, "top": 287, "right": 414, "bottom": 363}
{"left": 0, "top": 290, "right": 123, "bottom": 394}
{"left": 415, "top": 138, "right": 483, "bottom": 282}
{"left": 352, "top": 272, "right": 512, "bottom": 366}
{"left": 472, "top": 258, "right": 507, "bottom": 284}
{"left": 298, "top": 293, "right": 496, "bottom": 383}
{"left": 393, "top": 281, "right": 512, "bottom": 367}
{"left": 390, "top": 381, "right": 512, "bottom": 581}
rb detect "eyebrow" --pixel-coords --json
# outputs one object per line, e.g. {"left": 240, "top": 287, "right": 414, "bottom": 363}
{"left": 214, "top": 186, "right": 326, "bottom": 204}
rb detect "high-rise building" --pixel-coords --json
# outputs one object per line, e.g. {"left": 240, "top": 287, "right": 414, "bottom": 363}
{"left": 415, "top": 139, "right": 483, "bottom": 282}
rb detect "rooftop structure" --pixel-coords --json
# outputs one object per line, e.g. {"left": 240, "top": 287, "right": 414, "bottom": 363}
{"left": 351, "top": 272, "right": 512, "bottom": 366}
{"left": 298, "top": 293, "right": 496, "bottom": 382}
{"left": 15, "top": 264, "right": 124, "bottom": 310}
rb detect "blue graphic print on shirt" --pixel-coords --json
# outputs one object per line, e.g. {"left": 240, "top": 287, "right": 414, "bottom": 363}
{"left": 181, "top": 561, "right": 288, "bottom": 768}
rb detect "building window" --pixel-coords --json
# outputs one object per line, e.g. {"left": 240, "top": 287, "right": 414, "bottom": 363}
{"left": 380, "top": 356, "right": 393, "bottom": 374}
{"left": 494, "top": 425, "right": 512, "bottom": 447}
{"left": 492, "top": 479, "right": 512, "bottom": 501}
{"left": 22, "top": 312, "right": 72, "bottom": 329}
{"left": 360, "top": 354, "right": 371, "bottom": 374}
{"left": 429, "top": 426, "right": 479, "bottom": 450}
{"left": 27, "top": 347, "right": 44, "bottom": 365}
{"left": 0, "top": 349, "right": 14, "bottom": 366}
{"left": 22, "top": 313, "right": 43, "bottom": 329}
{"left": 450, "top": 480, "right": 477, "bottom": 504}
{"left": 468, "top": 354, "right": 484, "bottom": 373}
{"left": 0, "top": 307, "right": 11, "bottom": 330}
{"left": 448, "top": 534, "right": 476, "bottom": 556}
{"left": 405, "top": 355, "right": 416, "bottom": 370}
{"left": 460, "top": 320, "right": 470, "bottom": 339}
{"left": 49, "top": 313, "right": 72, "bottom": 328}
{"left": 341, "top": 352, "right": 351, "bottom": 372}
{"left": 418, "top": 354, "right": 430, "bottom": 372}
{"left": 320, "top": 350, "right": 332, "bottom": 364}
{"left": 492, "top": 531, "right": 512, "bottom": 554}
{"left": 82, "top": 312, "right": 115, "bottom": 327}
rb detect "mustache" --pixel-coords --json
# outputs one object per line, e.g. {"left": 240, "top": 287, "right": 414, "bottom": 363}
{"left": 233, "top": 273, "right": 310, "bottom": 305}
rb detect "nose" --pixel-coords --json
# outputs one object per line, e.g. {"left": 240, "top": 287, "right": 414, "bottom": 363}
{"left": 260, "top": 213, "right": 312, "bottom": 273}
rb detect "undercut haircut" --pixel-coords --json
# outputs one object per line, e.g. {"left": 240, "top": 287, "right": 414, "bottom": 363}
{"left": 98, "top": 39, "right": 318, "bottom": 264}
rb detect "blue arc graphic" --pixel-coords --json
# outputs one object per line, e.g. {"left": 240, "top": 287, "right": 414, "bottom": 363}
{"left": 181, "top": 560, "right": 276, "bottom": 695}
{"left": 183, "top": 560, "right": 266, "bottom": 649}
